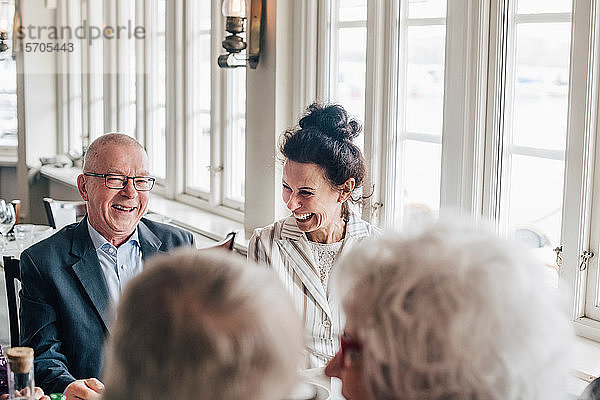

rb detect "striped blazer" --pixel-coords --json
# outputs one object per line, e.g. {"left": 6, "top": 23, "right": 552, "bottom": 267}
{"left": 248, "top": 212, "right": 377, "bottom": 368}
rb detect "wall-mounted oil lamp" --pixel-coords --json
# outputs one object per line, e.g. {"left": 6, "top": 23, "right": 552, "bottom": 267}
{"left": 217, "top": 0, "right": 263, "bottom": 69}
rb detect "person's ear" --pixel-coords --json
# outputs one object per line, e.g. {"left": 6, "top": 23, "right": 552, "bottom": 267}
{"left": 77, "top": 174, "right": 89, "bottom": 201}
{"left": 338, "top": 178, "right": 356, "bottom": 203}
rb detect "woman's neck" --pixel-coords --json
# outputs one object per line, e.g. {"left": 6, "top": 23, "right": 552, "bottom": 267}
{"left": 307, "top": 217, "right": 347, "bottom": 244}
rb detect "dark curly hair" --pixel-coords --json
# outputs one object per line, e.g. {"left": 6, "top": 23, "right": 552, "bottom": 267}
{"left": 279, "top": 103, "right": 367, "bottom": 218}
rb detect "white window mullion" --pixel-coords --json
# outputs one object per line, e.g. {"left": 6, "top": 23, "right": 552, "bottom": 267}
{"left": 103, "top": 0, "right": 118, "bottom": 133}
{"left": 164, "top": 0, "right": 181, "bottom": 198}
{"left": 328, "top": 0, "right": 340, "bottom": 102}
{"left": 66, "top": 0, "right": 83, "bottom": 154}
{"left": 316, "top": 0, "right": 332, "bottom": 100}
{"left": 497, "top": 0, "right": 517, "bottom": 239}
{"left": 292, "top": 0, "right": 319, "bottom": 114}
{"left": 482, "top": 0, "right": 510, "bottom": 222}
{"left": 439, "top": 0, "right": 489, "bottom": 216}
{"left": 87, "top": 0, "right": 103, "bottom": 144}
{"left": 115, "top": 0, "right": 134, "bottom": 137}
{"left": 389, "top": 0, "right": 409, "bottom": 227}
{"left": 135, "top": 0, "right": 145, "bottom": 147}
{"left": 56, "top": 0, "right": 68, "bottom": 153}
{"left": 363, "top": 0, "right": 399, "bottom": 227}
{"left": 211, "top": 0, "right": 224, "bottom": 209}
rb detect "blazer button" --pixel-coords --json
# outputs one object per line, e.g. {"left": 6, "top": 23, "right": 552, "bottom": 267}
{"left": 322, "top": 320, "right": 331, "bottom": 328}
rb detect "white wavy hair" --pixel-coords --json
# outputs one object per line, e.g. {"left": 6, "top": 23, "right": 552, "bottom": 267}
{"left": 102, "top": 249, "right": 303, "bottom": 400}
{"left": 333, "top": 220, "right": 574, "bottom": 400}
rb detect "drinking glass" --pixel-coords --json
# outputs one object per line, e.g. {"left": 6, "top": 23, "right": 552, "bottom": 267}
{"left": 6, "top": 347, "right": 35, "bottom": 400}
{"left": 14, "top": 224, "right": 35, "bottom": 250}
{"left": 0, "top": 200, "right": 16, "bottom": 251}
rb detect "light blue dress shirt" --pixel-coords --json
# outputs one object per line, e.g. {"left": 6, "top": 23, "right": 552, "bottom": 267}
{"left": 87, "top": 221, "right": 144, "bottom": 310}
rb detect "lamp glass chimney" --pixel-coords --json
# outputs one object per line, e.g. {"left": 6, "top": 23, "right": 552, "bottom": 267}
{"left": 221, "top": 0, "right": 246, "bottom": 18}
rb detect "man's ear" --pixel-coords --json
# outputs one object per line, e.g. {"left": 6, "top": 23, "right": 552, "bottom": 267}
{"left": 77, "top": 174, "right": 89, "bottom": 201}
{"left": 338, "top": 178, "right": 356, "bottom": 203}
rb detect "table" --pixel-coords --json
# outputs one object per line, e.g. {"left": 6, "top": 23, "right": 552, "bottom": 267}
{"left": 1, "top": 225, "right": 54, "bottom": 259}
{"left": 0, "top": 225, "right": 54, "bottom": 346}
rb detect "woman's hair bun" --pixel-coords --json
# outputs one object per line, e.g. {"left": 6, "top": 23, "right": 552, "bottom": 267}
{"left": 298, "top": 103, "right": 361, "bottom": 141}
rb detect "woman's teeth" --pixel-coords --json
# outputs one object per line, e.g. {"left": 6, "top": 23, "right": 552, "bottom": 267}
{"left": 295, "top": 213, "right": 312, "bottom": 221}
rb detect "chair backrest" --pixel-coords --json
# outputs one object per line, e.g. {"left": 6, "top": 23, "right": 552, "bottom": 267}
{"left": 212, "top": 231, "right": 237, "bottom": 251}
{"left": 3, "top": 256, "right": 20, "bottom": 348}
{"left": 43, "top": 197, "right": 87, "bottom": 229}
{"left": 11, "top": 199, "right": 21, "bottom": 225}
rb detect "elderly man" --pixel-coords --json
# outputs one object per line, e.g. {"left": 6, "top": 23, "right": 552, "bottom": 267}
{"left": 19, "top": 133, "right": 195, "bottom": 399}
{"left": 102, "top": 249, "right": 303, "bottom": 400}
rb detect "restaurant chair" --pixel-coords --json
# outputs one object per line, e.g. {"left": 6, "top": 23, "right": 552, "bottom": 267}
{"left": 211, "top": 231, "right": 237, "bottom": 252}
{"left": 11, "top": 199, "right": 21, "bottom": 225}
{"left": 3, "top": 256, "right": 21, "bottom": 348}
{"left": 43, "top": 197, "right": 87, "bottom": 229}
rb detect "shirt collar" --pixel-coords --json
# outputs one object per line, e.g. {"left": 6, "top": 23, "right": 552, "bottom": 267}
{"left": 87, "top": 219, "right": 140, "bottom": 250}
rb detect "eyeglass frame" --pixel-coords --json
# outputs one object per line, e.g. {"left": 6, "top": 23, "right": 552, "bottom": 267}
{"left": 339, "top": 331, "right": 362, "bottom": 368}
{"left": 84, "top": 172, "right": 156, "bottom": 191}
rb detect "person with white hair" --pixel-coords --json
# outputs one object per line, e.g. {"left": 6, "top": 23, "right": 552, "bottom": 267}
{"left": 102, "top": 248, "right": 304, "bottom": 400}
{"left": 325, "top": 222, "right": 575, "bottom": 400}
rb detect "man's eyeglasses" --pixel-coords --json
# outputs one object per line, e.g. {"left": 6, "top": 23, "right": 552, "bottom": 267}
{"left": 84, "top": 173, "right": 156, "bottom": 191}
{"left": 340, "top": 332, "right": 362, "bottom": 367}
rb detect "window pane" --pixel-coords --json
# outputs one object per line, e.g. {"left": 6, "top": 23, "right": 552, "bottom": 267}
{"left": 405, "top": 25, "right": 445, "bottom": 135}
{"left": 506, "top": 155, "right": 564, "bottom": 287}
{"left": 408, "top": 0, "right": 447, "bottom": 19}
{"left": 395, "top": 1, "right": 446, "bottom": 226}
{"left": 187, "top": 113, "right": 211, "bottom": 191}
{"left": 512, "top": 23, "right": 570, "bottom": 151}
{"left": 225, "top": 69, "right": 246, "bottom": 203}
{"left": 334, "top": 27, "right": 366, "bottom": 124}
{"left": 507, "top": 155, "right": 564, "bottom": 246}
{"left": 398, "top": 140, "right": 441, "bottom": 225}
{"left": 517, "top": 0, "right": 571, "bottom": 14}
{"left": 187, "top": 0, "right": 211, "bottom": 193}
{"left": 339, "top": 0, "right": 367, "bottom": 21}
{"left": 0, "top": 58, "right": 17, "bottom": 148}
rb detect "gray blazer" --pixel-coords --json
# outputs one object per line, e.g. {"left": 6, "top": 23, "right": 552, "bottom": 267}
{"left": 19, "top": 217, "right": 194, "bottom": 394}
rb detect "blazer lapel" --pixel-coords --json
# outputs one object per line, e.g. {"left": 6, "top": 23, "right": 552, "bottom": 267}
{"left": 137, "top": 219, "right": 163, "bottom": 260}
{"left": 276, "top": 237, "right": 332, "bottom": 321}
{"left": 70, "top": 218, "right": 111, "bottom": 331}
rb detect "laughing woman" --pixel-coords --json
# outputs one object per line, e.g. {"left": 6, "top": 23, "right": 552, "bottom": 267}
{"left": 248, "top": 103, "right": 378, "bottom": 368}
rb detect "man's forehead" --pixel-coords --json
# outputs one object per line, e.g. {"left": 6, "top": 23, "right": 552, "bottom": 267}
{"left": 92, "top": 143, "right": 150, "bottom": 172}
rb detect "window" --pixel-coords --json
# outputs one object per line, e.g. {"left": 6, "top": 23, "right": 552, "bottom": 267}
{"left": 487, "top": 1, "right": 572, "bottom": 288}
{"left": 0, "top": 57, "right": 17, "bottom": 154}
{"left": 394, "top": 0, "right": 447, "bottom": 227}
{"left": 319, "top": 0, "right": 600, "bottom": 337}
{"left": 55, "top": 0, "right": 246, "bottom": 219}
{"left": 0, "top": 0, "right": 16, "bottom": 156}
{"left": 328, "top": 0, "right": 367, "bottom": 124}
{"left": 180, "top": 0, "right": 246, "bottom": 214}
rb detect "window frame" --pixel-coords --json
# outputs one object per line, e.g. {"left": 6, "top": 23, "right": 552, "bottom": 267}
{"left": 317, "top": 0, "right": 600, "bottom": 341}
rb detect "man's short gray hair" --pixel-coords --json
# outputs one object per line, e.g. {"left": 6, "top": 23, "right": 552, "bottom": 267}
{"left": 333, "top": 220, "right": 574, "bottom": 400}
{"left": 102, "top": 249, "right": 303, "bottom": 400}
{"left": 83, "top": 133, "right": 144, "bottom": 172}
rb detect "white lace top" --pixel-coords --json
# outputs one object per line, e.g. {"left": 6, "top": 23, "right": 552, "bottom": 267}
{"left": 308, "top": 240, "right": 343, "bottom": 292}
